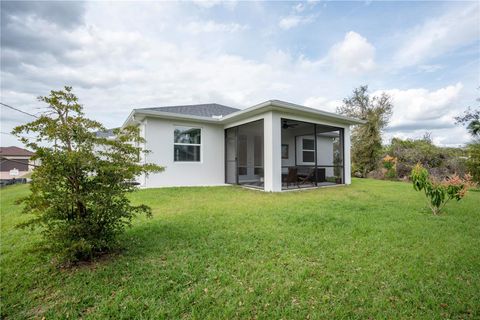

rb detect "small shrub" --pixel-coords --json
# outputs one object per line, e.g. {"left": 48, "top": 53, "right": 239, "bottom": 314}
{"left": 382, "top": 155, "right": 397, "bottom": 179}
{"left": 411, "top": 163, "right": 475, "bottom": 215}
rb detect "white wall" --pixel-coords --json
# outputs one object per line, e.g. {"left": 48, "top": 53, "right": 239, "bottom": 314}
{"left": 264, "top": 111, "right": 282, "bottom": 192}
{"left": 142, "top": 117, "right": 225, "bottom": 187}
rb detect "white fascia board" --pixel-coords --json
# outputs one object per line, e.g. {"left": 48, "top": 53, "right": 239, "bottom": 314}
{"left": 123, "top": 100, "right": 365, "bottom": 129}
{"left": 221, "top": 100, "right": 365, "bottom": 125}
{"left": 122, "top": 109, "right": 221, "bottom": 128}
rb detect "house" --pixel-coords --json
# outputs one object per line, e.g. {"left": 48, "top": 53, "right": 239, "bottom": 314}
{"left": 0, "top": 146, "right": 35, "bottom": 180}
{"left": 122, "top": 100, "right": 364, "bottom": 192}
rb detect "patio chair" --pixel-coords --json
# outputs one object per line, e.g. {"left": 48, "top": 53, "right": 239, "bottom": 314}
{"left": 299, "top": 168, "right": 326, "bottom": 185}
{"left": 283, "top": 167, "right": 299, "bottom": 188}
{"left": 299, "top": 168, "right": 315, "bottom": 185}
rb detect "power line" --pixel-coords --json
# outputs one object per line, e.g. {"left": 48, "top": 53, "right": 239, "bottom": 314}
{"left": 0, "top": 157, "right": 39, "bottom": 167}
{"left": 0, "top": 102, "right": 38, "bottom": 118}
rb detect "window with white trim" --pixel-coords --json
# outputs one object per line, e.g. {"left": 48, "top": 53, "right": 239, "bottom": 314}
{"left": 302, "top": 138, "right": 315, "bottom": 163}
{"left": 174, "top": 127, "right": 201, "bottom": 162}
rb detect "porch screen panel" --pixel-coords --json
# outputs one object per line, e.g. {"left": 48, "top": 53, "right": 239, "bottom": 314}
{"left": 315, "top": 124, "right": 344, "bottom": 184}
{"left": 236, "top": 120, "right": 264, "bottom": 188}
{"left": 225, "top": 127, "right": 237, "bottom": 184}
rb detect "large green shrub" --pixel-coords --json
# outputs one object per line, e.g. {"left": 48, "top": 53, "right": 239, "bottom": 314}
{"left": 411, "top": 163, "right": 474, "bottom": 215}
{"left": 386, "top": 137, "right": 467, "bottom": 179}
{"left": 466, "top": 141, "right": 480, "bottom": 183}
{"left": 13, "top": 87, "right": 164, "bottom": 263}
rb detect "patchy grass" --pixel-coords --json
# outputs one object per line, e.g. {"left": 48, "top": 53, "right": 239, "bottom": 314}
{"left": 1, "top": 179, "right": 479, "bottom": 319}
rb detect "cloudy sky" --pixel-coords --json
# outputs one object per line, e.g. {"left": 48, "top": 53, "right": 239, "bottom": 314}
{"left": 1, "top": 1, "right": 479, "bottom": 147}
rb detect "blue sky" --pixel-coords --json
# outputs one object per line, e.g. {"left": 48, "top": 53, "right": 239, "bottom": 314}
{"left": 1, "top": 1, "right": 479, "bottom": 147}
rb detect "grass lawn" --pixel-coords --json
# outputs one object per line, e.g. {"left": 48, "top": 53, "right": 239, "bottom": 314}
{"left": 1, "top": 179, "right": 479, "bottom": 319}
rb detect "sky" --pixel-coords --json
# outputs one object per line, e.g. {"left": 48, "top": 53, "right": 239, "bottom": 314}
{"left": 1, "top": 0, "right": 479, "bottom": 147}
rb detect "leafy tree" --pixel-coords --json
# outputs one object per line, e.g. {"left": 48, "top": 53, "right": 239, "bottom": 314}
{"left": 455, "top": 99, "right": 480, "bottom": 183}
{"left": 13, "top": 87, "right": 163, "bottom": 263}
{"left": 455, "top": 107, "right": 480, "bottom": 137}
{"left": 337, "top": 85, "right": 393, "bottom": 177}
{"left": 411, "top": 163, "right": 474, "bottom": 215}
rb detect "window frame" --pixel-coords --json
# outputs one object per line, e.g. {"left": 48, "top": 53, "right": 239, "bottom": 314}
{"left": 301, "top": 137, "right": 315, "bottom": 163}
{"left": 173, "top": 126, "right": 202, "bottom": 163}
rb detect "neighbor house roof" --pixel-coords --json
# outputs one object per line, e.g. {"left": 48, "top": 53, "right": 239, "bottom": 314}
{"left": 138, "top": 103, "right": 240, "bottom": 118}
{"left": 0, "top": 146, "right": 34, "bottom": 157}
{"left": 124, "top": 100, "right": 365, "bottom": 127}
{"left": 96, "top": 128, "right": 118, "bottom": 138}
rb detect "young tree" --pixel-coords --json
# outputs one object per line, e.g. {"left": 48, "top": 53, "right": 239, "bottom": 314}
{"left": 337, "top": 86, "right": 393, "bottom": 177}
{"left": 411, "top": 163, "right": 475, "bottom": 215}
{"left": 13, "top": 87, "right": 163, "bottom": 263}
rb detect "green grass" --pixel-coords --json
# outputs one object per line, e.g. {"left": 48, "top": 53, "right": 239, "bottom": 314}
{"left": 1, "top": 179, "right": 479, "bottom": 319}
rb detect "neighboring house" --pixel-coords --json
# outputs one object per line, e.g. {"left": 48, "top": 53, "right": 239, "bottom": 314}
{"left": 0, "top": 146, "right": 35, "bottom": 180}
{"left": 122, "top": 100, "right": 364, "bottom": 192}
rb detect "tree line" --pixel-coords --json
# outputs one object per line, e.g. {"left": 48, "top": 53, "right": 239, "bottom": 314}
{"left": 338, "top": 85, "right": 480, "bottom": 184}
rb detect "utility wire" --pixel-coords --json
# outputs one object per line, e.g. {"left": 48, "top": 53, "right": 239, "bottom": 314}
{"left": 0, "top": 157, "right": 39, "bottom": 167}
{"left": 0, "top": 102, "right": 38, "bottom": 118}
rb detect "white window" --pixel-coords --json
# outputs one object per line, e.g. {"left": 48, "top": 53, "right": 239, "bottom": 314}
{"left": 174, "top": 127, "right": 201, "bottom": 162}
{"left": 302, "top": 138, "right": 315, "bottom": 163}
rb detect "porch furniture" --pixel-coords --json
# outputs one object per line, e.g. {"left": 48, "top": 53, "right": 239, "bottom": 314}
{"left": 299, "top": 168, "right": 326, "bottom": 185}
{"left": 283, "top": 167, "right": 299, "bottom": 188}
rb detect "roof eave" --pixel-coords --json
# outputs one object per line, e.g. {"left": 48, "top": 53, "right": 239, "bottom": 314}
{"left": 123, "top": 100, "right": 365, "bottom": 127}
{"left": 123, "top": 109, "right": 222, "bottom": 127}
{"left": 220, "top": 100, "right": 365, "bottom": 125}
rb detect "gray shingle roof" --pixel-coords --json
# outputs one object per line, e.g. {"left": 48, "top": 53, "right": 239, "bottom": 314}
{"left": 138, "top": 103, "right": 240, "bottom": 118}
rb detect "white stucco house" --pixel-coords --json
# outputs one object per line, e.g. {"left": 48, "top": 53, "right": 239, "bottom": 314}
{"left": 122, "top": 100, "right": 363, "bottom": 192}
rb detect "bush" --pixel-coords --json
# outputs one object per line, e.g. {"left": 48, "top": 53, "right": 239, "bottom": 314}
{"left": 382, "top": 155, "right": 397, "bottom": 179}
{"left": 385, "top": 137, "right": 467, "bottom": 180}
{"left": 411, "top": 163, "right": 475, "bottom": 215}
{"left": 13, "top": 87, "right": 164, "bottom": 263}
{"left": 466, "top": 141, "right": 480, "bottom": 183}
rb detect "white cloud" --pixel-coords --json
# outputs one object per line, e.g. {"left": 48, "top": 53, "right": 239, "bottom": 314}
{"left": 329, "top": 31, "right": 375, "bottom": 74}
{"left": 278, "top": 15, "right": 314, "bottom": 30}
{"left": 191, "top": 0, "right": 235, "bottom": 9}
{"left": 394, "top": 3, "right": 479, "bottom": 67}
{"left": 294, "top": 3, "right": 305, "bottom": 13}
{"left": 1, "top": 2, "right": 476, "bottom": 149}
{"left": 182, "top": 20, "right": 247, "bottom": 34}
{"left": 377, "top": 83, "right": 465, "bottom": 146}
{"left": 380, "top": 83, "right": 463, "bottom": 126}
{"left": 303, "top": 96, "right": 341, "bottom": 113}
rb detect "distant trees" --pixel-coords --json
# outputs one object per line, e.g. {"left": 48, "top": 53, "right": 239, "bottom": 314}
{"left": 385, "top": 137, "right": 467, "bottom": 179}
{"left": 13, "top": 87, "right": 163, "bottom": 263}
{"left": 337, "top": 85, "right": 393, "bottom": 177}
{"left": 455, "top": 97, "right": 480, "bottom": 182}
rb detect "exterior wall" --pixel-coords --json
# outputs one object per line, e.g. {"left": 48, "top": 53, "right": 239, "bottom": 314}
{"left": 263, "top": 111, "right": 282, "bottom": 192}
{"left": 142, "top": 117, "right": 225, "bottom": 187}
{"left": 139, "top": 110, "right": 353, "bottom": 190}
{"left": 0, "top": 156, "right": 33, "bottom": 180}
{"left": 343, "top": 126, "right": 352, "bottom": 184}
